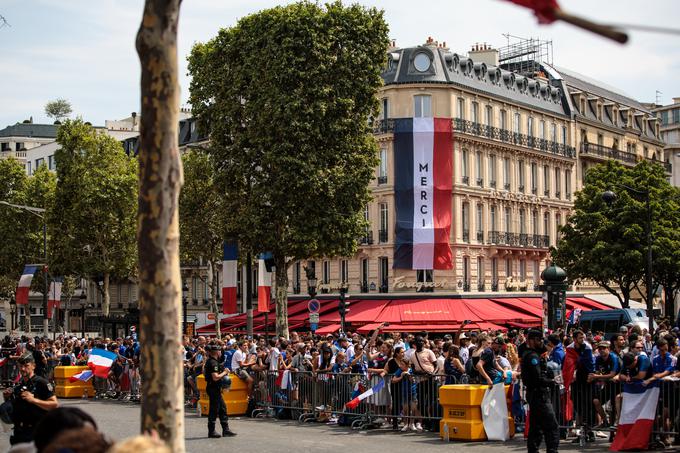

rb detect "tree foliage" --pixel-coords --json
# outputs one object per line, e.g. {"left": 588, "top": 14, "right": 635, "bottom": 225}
{"left": 47, "top": 119, "right": 138, "bottom": 315}
{"left": 179, "top": 149, "right": 226, "bottom": 335}
{"left": 0, "top": 159, "right": 55, "bottom": 300}
{"left": 44, "top": 98, "right": 73, "bottom": 121}
{"left": 553, "top": 160, "right": 680, "bottom": 310}
{"left": 188, "top": 1, "right": 389, "bottom": 336}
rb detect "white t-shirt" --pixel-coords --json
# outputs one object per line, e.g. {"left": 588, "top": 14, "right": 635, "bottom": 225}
{"left": 231, "top": 349, "right": 246, "bottom": 371}
{"left": 404, "top": 348, "right": 415, "bottom": 361}
{"left": 268, "top": 347, "right": 281, "bottom": 371}
{"left": 459, "top": 345, "right": 470, "bottom": 364}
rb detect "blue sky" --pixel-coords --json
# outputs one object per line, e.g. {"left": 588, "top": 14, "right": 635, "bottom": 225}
{"left": 1, "top": 0, "right": 678, "bottom": 127}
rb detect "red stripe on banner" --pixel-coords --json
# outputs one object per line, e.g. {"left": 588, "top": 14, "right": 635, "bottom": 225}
{"left": 222, "top": 287, "right": 237, "bottom": 314}
{"left": 610, "top": 420, "right": 654, "bottom": 451}
{"left": 15, "top": 287, "right": 30, "bottom": 305}
{"left": 258, "top": 286, "right": 270, "bottom": 313}
{"left": 432, "top": 117, "right": 453, "bottom": 270}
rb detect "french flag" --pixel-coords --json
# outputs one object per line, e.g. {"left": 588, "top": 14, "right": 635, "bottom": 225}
{"left": 393, "top": 117, "right": 453, "bottom": 270}
{"left": 610, "top": 382, "right": 659, "bottom": 451}
{"left": 47, "top": 278, "right": 63, "bottom": 320}
{"left": 560, "top": 341, "right": 592, "bottom": 422}
{"left": 69, "top": 369, "right": 93, "bottom": 383}
{"left": 16, "top": 265, "right": 38, "bottom": 305}
{"left": 222, "top": 242, "right": 238, "bottom": 314}
{"left": 257, "top": 253, "right": 272, "bottom": 313}
{"left": 87, "top": 348, "right": 118, "bottom": 379}
{"left": 566, "top": 308, "right": 582, "bottom": 324}
{"left": 345, "top": 379, "right": 384, "bottom": 409}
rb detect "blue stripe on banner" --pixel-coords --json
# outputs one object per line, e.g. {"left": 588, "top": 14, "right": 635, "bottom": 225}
{"left": 223, "top": 242, "right": 238, "bottom": 260}
{"left": 393, "top": 118, "right": 414, "bottom": 269}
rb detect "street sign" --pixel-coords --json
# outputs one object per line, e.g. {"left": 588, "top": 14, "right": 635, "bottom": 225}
{"left": 309, "top": 312, "right": 320, "bottom": 324}
{"left": 207, "top": 313, "right": 216, "bottom": 320}
{"left": 310, "top": 323, "right": 318, "bottom": 332}
{"left": 308, "top": 298, "right": 320, "bottom": 313}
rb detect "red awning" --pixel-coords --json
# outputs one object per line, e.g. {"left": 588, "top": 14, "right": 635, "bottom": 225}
{"left": 567, "top": 297, "right": 610, "bottom": 311}
{"left": 356, "top": 321, "right": 508, "bottom": 334}
{"left": 314, "top": 324, "right": 341, "bottom": 335}
{"left": 490, "top": 298, "right": 544, "bottom": 318}
{"left": 323, "top": 299, "right": 391, "bottom": 324}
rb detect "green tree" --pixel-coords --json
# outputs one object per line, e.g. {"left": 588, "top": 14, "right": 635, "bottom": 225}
{"left": 553, "top": 160, "right": 679, "bottom": 310}
{"left": 188, "top": 1, "right": 388, "bottom": 337}
{"left": 44, "top": 98, "right": 73, "bottom": 122}
{"left": 48, "top": 119, "right": 138, "bottom": 316}
{"left": 179, "top": 150, "right": 226, "bottom": 337}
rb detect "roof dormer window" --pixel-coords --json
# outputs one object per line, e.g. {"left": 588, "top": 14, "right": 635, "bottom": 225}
{"left": 414, "top": 52, "right": 431, "bottom": 72}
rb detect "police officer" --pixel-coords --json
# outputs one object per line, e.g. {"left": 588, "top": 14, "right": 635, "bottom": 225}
{"left": 204, "top": 344, "right": 236, "bottom": 438}
{"left": 521, "top": 330, "right": 559, "bottom": 453}
{"left": 3, "top": 352, "right": 58, "bottom": 445}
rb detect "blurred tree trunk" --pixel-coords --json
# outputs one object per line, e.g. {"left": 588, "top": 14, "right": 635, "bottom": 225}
{"left": 135, "top": 0, "right": 184, "bottom": 451}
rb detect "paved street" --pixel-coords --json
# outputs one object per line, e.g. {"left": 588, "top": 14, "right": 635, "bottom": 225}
{"left": 0, "top": 400, "right": 627, "bottom": 452}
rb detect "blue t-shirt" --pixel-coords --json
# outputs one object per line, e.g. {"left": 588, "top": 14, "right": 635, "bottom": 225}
{"left": 595, "top": 352, "right": 620, "bottom": 375}
{"left": 549, "top": 344, "right": 565, "bottom": 367}
{"left": 652, "top": 352, "right": 674, "bottom": 374}
{"left": 223, "top": 349, "right": 236, "bottom": 370}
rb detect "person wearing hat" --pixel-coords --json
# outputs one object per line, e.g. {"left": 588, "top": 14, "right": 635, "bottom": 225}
{"left": 203, "top": 344, "right": 236, "bottom": 438}
{"left": 590, "top": 341, "right": 620, "bottom": 428}
{"left": 2, "top": 352, "right": 58, "bottom": 445}
{"left": 521, "top": 330, "right": 559, "bottom": 453}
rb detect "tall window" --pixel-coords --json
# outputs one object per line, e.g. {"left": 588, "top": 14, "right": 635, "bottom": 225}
{"left": 532, "top": 210, "right": 538, "bottom": 235}
{"left": 519, "top": 208, "right": 526, "bottom": 234}
{"left": 340, "top": 259, "right": 348, "bottom": 284}
{"left": 462, "top": 202, "right": 470, "bottom": 242}
{"left": 597, "top": 133, "right": 604, "bottom": 146}
{"left": 550, "top": 123, "right": 557, "bottom": 142}
{"left": 463, "top": 257, "right": 470, "bottom": 285}
{"left": 360, "top": 258, "right": 369, "bottom": 292}
{"left": 565, "top": 169, "right": 572, "bottom": 199}
{"left": 382, "top": 98, "right": 389, "bottom": 121}
{"left": 505, "top": 258, "right": 513, "bottom": 278}
{"left": 527, "top": 116, "right": 534, "bottom": 137}
{"left": 414, "top": 95, "right": 432, "bottom": 118}
{"left": 490, "top": 205, "right": 497, "bottom": 231}
{"left": 322, "top": 261, "right": 330, "bottom": 284}
{"left": 543, "top": 165, "right": 550, "bottom": 196}
{"left": 503, "top": 157, "right": 511, "bottom": 190}
{"left": 477, "top": 256, "right": 484, "bottom": 286}
{"left": 457, "top": 98, "right": 465, "bottom": 119}
{"left": 492, "top": 258, "right": 499, "bottom": 285}
{"left": 471, "top": 101, "right": 479, "bottom": 123}
{"left": 504, "top": 207, "right": 511, "bottom": 233}
{"left": 489, "top": 154, "right": 497, "bottom": 186}
{"left": 293, "top": 262, "right": 301, "bottom": 293}
{"left": 520, "top": 260, "right": 526, "bottom": 281}
{"left": 533, "top": 261, "right": 540, "bottom": 285}
{"left": 379, "top": 203, "right": 388, "bottom": 242}
{"left": 379, "top": 257, "right": 389, "bottom": 292}
{"left": 500, "top": 110, "right": 507, "bottom": 130}
{"left": 476, "top": 204, "right": 483, "bottom": 241}
{"left": 485, "top": 105, "right": 493, "bottom": 126}
{"left": 517, "top": 159, "right": 525, "bottom": 192}
{"left": 539, "top": 120, "right": 545, "bottom": 139}
{"left": 513, "top": 112, "right": 521, "bottom": 134}
{"left": 555, "top": 213, "right": 562, "bottom": 242}
{"left": 475, "top": 152, "right": 482, "bottom": 186}
{"left": 378, "top": 147, "right": 387, "bottom": 183}
{"left": 531, "top": 162, "right": 538, "bottom": 193}
{"left": 543, "top": 212, "right": 550, "bottom": 238}
{"left": 48, "top": 155, "right": 55, "bottom": 170}
{"left": 461, "top": 148, "right": 469, "bottom": 183}
{"left": 416, "top": 270, "right": 433, "bottom": 293}
{"left": 562, "top": 126, "right": 567, "bottom": 144}
{"left": 555, "top": 168, "right": 561, "bottom": 199}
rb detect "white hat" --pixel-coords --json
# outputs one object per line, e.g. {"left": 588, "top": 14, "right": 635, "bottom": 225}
{"left": 459, "top": 333, "right": 468, "bottom": 340}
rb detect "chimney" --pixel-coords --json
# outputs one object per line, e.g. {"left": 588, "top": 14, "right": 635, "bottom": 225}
{"left": 673, "top": 97, "right": 680, "bottom": 105}
{"left": 468, "top": 43, "right": 499, "bottom": 67}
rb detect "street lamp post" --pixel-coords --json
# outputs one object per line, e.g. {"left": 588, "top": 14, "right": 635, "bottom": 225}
{"left": 9, "top": 297, "right": 16, "bottom": 333}
{"left": 0, "top": 201, "right": 49, "bottom": 335}
{"left": 304, "top": 266, "right": 317, "bottom": 334}
{"left": 182, "top": 280, "right": 188, "bottom": 335}
{"left": 602, "top": 188, "right": 654, "bottom": 333}
{"left": 79, "top": 289, "right": 87, "bottom": 338}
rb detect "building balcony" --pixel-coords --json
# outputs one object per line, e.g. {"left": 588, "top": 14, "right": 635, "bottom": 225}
{"left": 378, "top": 229, "right": 388, "bottom": 243}
{"left": 488, "top": 231, "right": 550, "bottom": 248}
{"left": 372, "top": 118, "right": 576, "bottom": 159}
{"left": 580, "top": 142, "right": 637, "bottom": 165}
{"left": 462, "top": 175, "right": 469, "bottom": 185}
{"left": 377, "top": 175, "right": 387, "bottom": 185}
{"left": 476, "top": 178, "right": 483, "bottom": 187}
{"left": 360, "top": 230, "right": 374, "bottom": 245}
{"left": 476, "top": 230, "right": 484, "bottom": 242}
{"left": 462, "top": 229, "right": 470, "bottom": 243}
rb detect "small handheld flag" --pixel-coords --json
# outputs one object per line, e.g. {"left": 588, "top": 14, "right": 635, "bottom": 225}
{"left": 345, "top": 379, "right": 385, "bottom": 409}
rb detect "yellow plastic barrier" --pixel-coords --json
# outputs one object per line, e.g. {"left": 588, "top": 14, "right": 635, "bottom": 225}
{"left": 54, "top": 366, "right": 95, "bottom": 398}
{"left": 439, "top": 384, "right": 515, "bottom": 441}
{"left": 196, "top": 373, "right": 249, "bottom": 417}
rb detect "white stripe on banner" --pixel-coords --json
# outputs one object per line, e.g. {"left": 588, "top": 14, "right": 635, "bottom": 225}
{"left": 412, "top": 117, "right": 434, "bottom": 269}
{"left": 619, "top": 386, "right": 659, "bottom": 425}
{"left": 222, "top": 260, "right": 237, "bottom": 288}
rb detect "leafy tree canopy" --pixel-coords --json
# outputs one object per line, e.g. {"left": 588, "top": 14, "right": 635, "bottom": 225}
{"left": 44, "top": 98, "right": 73, "bottom": 121}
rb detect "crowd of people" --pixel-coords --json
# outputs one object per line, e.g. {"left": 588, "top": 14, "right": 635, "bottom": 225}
{"left": 0, "top": 314, "right": 679, "bottom": 449}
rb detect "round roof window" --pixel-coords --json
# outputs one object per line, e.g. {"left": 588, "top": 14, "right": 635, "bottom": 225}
{"left": 414, "top": 53, "right": 431, "bottom": 72}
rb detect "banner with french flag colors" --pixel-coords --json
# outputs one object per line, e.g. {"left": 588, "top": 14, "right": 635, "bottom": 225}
{"left": 345, "top": 378, "right": 384, "bottom": 409}
{"left": 47, "top": 278, "right": 63, "bottom": 319}
{"left": 69, "top": 369, "right": 93, "bottom": 383}
{"left": 610, "top": 382, "right": 660, "bottom": 451}
{"left": 16, "top": 265, "right": 38, "bottom": 305}
{"left": 222, "top": 242, "right": 238, "bottom": 315}
{"left": 560, "top": 341, "right": 592, "bottom": 422}
{"left": 87, "top": 348, "right": 118, "bottom": 379}
{"left": 257, "top": 253, "right": 272, "bottom": 313}
{"left": 393, "top": 117, "right": 453, "bottom": 270}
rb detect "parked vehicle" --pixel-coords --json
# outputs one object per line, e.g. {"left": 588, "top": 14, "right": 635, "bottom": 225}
{"left": 577, "top": 308, "right": 655, "bottom": 339}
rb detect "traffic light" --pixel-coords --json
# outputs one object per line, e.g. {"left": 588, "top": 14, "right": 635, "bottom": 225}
{"left": 338, "top": 289, "right": 349, "bottom": 316}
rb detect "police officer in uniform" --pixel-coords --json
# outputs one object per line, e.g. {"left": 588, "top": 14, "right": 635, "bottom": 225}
{"left": 522, "top": 330, "right": 559, "bottom": 453}
{"left": 204, "top": 344, "right": 236, "bottom": 438}
{"left": 3, "top": 352, "right": 58, "bottom": 445}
